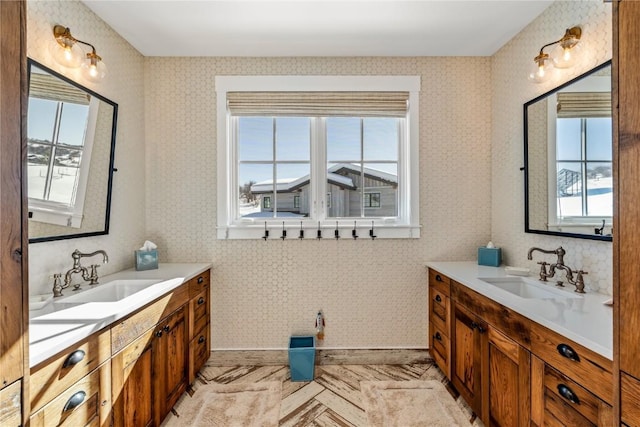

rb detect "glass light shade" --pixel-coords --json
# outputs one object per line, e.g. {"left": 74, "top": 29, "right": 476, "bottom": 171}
{"left": 551, "top": 42, "right": 582, "bottom": 69}
{"left": 81, "top": 58, "right": 107, "bottom": 83}
{"left": 528, "top": 57, "right": 554, "bottom": 84}
{"left": 49, "top": 38, "right": 83, "bottom": 68}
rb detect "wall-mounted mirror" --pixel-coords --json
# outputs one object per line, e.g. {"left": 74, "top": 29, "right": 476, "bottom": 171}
{"left": 27, "top": 59, "right": 118, "bottom": 243}
{"left": 524, "top": 60, "right": 612, "bottom": 241}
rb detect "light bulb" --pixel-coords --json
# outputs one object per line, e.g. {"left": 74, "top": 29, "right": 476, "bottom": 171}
{"left": 49, "top": 37, "right": 83, "bottom": 68}
{"left": 528, "top": 54, "right": 554, "bottom": 84}
{"left": 552, "top": 42, "right": 582, "bottom": 69}
{"left": 81, "top": 54, "right": 107, "bottom": 83}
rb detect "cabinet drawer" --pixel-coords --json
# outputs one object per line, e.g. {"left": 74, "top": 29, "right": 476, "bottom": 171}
{"left": 429, "top": 287, "right": 449, "bottom": 332}
{"left": 429, "top": 323, "right": 450, "bottom": 378}
{"left": 111, "top": 283, "right": 189, "bottom": 354}
{"left": 189, "top": 323, "right": 211, "bottom": 384}
{"left": 0, "top": 379, "right": 21, "bottom": 427}
{"left": 189, "top": 269, "right": 210, "bottom": 298}
{"left": 30, "top": 362, "right": 111, "bottom": 427}
{"left": 544, "top": 364, "right": 611, "bottom": 425}
{"left": 31, "top": 330, "right": 110, "bottom": 412}
{"left": 190, "top": 288, "right": 209, "bottom": 338}
{"left": 530, "top": 322, "right": 612, "bottom": 404}
{"left": 428, "top": 269, "right": 450, "bottom": 297}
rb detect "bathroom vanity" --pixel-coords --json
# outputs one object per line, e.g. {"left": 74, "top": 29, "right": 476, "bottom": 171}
{"left": 427, "top": 262, "right": 613, "bottom": 426}
{"left": 28, "top": 263, "right": 211, "bottom": 426}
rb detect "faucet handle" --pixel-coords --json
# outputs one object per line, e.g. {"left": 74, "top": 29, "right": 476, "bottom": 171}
{"left": 537, "top": 261, "right": 550, "bottom": 281}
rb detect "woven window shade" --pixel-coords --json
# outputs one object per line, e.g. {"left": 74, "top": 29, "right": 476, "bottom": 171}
{"left": 29, "top": 73, "right": 90, "bottom": 105}
{"left": 556, "top": 92, "right": 611, "bottom": 118}
{"left": 227, "top": 91, "right": 409, "bottom": 117}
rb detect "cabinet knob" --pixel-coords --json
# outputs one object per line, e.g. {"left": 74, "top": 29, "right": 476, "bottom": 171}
{"left": 155, "top": 330, "right": 163, "bottom": 338}
{"left": 62, "top": 349, "right": 86, "bottom": 368}
{"left": 557, "top": 384, "right": 580, "bottom": 405}
{"left": 433, "top": 332, "right": 442, "bottom": 341}
{"left": 163, "top": 325, "right": 171, "bottom": 332}
{"left": 557, "top": 344, "right": 580, "bottom": 362}
{"left": 435, "top": 274, "right": 443, "bottom": 282}
{"left": 471, "top": 322, "right": 486, "bottom": 333}
{"left": 198, "top": 336, "right": 206, "bottom": 344}
{"left": 197, "top": 276, "right": 204, "bottom": 284}
{"left": 198, "top": 297, "right": 205, "bottom": 305}
{"left": 63, "top": 391, "right": 86, "bottom": 412}
{"left": 434, "top": 294, "right": 442, "bottom": 303}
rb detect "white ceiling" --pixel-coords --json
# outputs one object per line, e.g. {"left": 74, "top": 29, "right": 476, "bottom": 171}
{"left": 81, "top": 0, "right": 553, "bottom": 57}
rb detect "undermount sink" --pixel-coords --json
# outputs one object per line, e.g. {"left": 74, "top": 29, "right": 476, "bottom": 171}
{"left": 55, "top": 279, "right": 160, "bottom": 304}
{"left": 479, "top": 277, "right": 582, "bottom": 300}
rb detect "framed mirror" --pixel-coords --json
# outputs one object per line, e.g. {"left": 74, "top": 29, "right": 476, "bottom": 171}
{"left": 524, "top": 60, "right": 612, "bottom": 241}
{"left": 524, "top": 61, "right": 613, "bottom": 241}
{"left": 27, "top": 59, "right": 118, "bottom": 243}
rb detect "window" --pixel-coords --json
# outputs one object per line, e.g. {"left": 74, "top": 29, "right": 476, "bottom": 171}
{"left": 364, "top": 192, "right": 381, "bottom": 208}
{"left": 27, "top": 87, "right": 98, "bottom": 228}
{"left": 216, "top": 76, "right": 421, "bottom": 239}
{"left": 548, "top": 81, "right": 612, "bottom": 230}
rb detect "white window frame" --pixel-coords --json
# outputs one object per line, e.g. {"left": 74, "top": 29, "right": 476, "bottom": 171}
{"left": 546, "top": 76, "right": 612, "bottom": 233}
{"left": 216, "top": 76, "right": 421, "bottom": 239}
{"left": 28, "top": 96, "right": 99, "bottom": 228}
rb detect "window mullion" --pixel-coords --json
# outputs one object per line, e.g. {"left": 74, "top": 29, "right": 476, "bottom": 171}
{"left": 272, "top": 117, "right": 277, "bottom": 218}
{"left": 313, "top": 117, "right": 326, "bottom": 221}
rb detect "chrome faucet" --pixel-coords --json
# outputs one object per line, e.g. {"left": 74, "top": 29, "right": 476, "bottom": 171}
{"left": 62, "top": 249, "right": 109, "bottom": 291}
{"left": 527, "top": 246, "right": 587, "bottom": 293}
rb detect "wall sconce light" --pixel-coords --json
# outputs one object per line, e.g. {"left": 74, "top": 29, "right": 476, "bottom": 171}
{"left": 51, "top": 25, "right": 107, "bottom": 83}
{"left": 528, "top": 26, "right": 582, "bottom": 84}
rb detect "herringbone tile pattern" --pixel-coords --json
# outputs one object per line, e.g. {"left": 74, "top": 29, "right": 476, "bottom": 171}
{"left": 167, "top": 360, "right": 480, "bottom": 426}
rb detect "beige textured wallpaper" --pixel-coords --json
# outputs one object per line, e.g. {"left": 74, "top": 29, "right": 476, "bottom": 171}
{"left": 491, "top": 0, "right": 613, "bottom": 294}
{"left": 144, "top": 57, "right": 493, "bottom": 349}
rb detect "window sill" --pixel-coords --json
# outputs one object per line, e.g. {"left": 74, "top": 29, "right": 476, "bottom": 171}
{"left": 217, "top": 224, "right": 421, "bottom": 240}
{"left": 28, "top": 205, "right": 82, "bottom": 228}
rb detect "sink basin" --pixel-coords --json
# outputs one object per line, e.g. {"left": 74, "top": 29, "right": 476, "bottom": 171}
{"left": 55, "top": 279, "right": 160, "bottom": 304}
{"left": 479, "top": 277, "right": 582, "bottom": 299}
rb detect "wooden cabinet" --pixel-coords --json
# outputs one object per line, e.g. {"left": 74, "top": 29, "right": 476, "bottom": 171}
{"left": 153, "top": 306, "right": 187, "bottom": 424}
{"left": 451, "top": 302, "right": 485, "bottom": 416}
{"left": 0, "top": 0, "right": 27, "bottom": 424}
{"left": 430, "top": 269, "right": 532, "bottom": 426}
{"left": 188, "top": 270, "right": 211, "bottom": 384}
{"left": 486, "top": 327, "right": 530, "bottom": 427}
{"left": 112, "top": 285, "right": 189, "bottom": 427}
{"left": 428, "top": 270, "right": 451, "bottom": 378}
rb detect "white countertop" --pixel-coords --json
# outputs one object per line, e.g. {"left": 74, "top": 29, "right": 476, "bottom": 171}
{"left": 426, "top": 261, "right": 613, "bottom": 360}
{"left": 29, "top": 263, "right": 212, "bottom": 368}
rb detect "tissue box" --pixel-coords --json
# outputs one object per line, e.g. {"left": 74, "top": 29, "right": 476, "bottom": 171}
{"left": 478, "top": 247, "right": 502, "bottom": 267}
{"left": 135, "top": 249, "right": 158, "bottom": 271}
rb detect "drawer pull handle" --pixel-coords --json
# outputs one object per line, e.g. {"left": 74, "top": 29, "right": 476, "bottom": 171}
{"left": 434, "top": 295, "right": 442, "bottom": 303}
{"left": 557, "top": 344, "right": 580, "bottom": 362}
{"left": 198, "top": 297, "right": 205, "bottom": 305}
{"left": 155, "top": 330, "right": 163, "bottom": 338}
{"left": 433, "top": 332, "right": 442, "bottom": 341}
{"left": 198, "top": 336, "right": 206, "bottom": 344}
{"left": 557, "top": 384, "right": 580, "bottom": 405}
{"left": 63, "top": 391, "right": 86, "bottom": 412}
{"left": 471, "top": 322, "right": 486, "bottom": 333}
{"left": 197, "top": 276, "right": 204, "bottom": 284}
{"left": 62, "top": 349, "right": 86, "bottom": 368}
{"left": 435, "top": 274, "right": 443, "bottom": 282}
{"left": 164, "top": 325, "right": 171, "bottom": 332}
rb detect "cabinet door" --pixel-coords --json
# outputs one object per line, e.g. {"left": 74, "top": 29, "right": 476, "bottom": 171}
{"left": 154, "top": 306, "right": 187, "bottom": 424}
{"left": 112, "top": 330, "right": 155, "bottom": 427}
{"left": 485, "top": 327, "right": 530, "bottom": 427}
{"left": 451, "top": 303, "right": 486, "bottom": 416}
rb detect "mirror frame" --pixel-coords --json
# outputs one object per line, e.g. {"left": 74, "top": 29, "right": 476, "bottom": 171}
{"left": 27, "top": 58, "right": 118, "bottom": 243}
{"left": 523, "top": 60, "right": 612, "bottom": 242}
